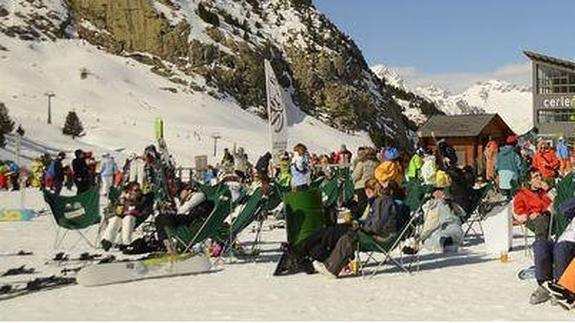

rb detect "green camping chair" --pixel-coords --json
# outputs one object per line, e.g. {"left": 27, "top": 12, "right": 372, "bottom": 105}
{"left": 356, "top": 205, "right": 422, "bottom": 278}
{"left": 165, "top": 187, "right": 232, "bottom": 253}
{"left": 284, "top": 189, "right": 328, "bottom": 248}
{"left": 461, "top": 181, "right": 495, "bottom": 238}
{"left": 43, "top": 185, "right": 101, "bottom": 250}
{"left": 320, "top": 177, "right": 340, "bottom": 210}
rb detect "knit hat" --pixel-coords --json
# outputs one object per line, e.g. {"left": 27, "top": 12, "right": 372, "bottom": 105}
{"left": 506, "top": 135, "right": 518, "bottom": 145}
{"left": 384, "top": 147, "right": 400, "bottom": 161}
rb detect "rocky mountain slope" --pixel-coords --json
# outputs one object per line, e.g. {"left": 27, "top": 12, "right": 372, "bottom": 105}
{"left": 0, "top": 0, "right": 428, "bottom": 150}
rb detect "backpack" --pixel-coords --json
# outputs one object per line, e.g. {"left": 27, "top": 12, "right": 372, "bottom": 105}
{"left": 560, "top": 197, "right": 575, "bottom": 221}
{"left": 47, "top": 160, "right": 58, "bottom": 178}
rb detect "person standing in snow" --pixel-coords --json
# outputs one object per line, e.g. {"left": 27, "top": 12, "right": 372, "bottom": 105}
{"left": 233, "top": 146, "right": 249, "bottom": 183}
{"left": 255, "top": 152, "right": 272, "bottom": 180}
{"left": 495, "top": 135, "right": 525, "bottom": 197}
{"left": 556, "top": 137, "right": 571, "bottom": 177}
{"left": 72, "top": 149, "right": 91, "bottom": 194}
{"left": 100, "top": 153, "right": 118, "bottom": 197}
{"left": 46, "top": 152, "right": 66, "bottom": 195}
{"left": 338, "top": 144, "right": 353, "bottom": 165}
{"left": 126, "top": 153, "right": 146, "bottom": 188}
{"left": 407, "top": 147, "right": 426, "bottom": 181}
{"left": 533, "top": 141, "right": 560, "bottom": 182}
{"left": 291, "top": 143, "right": 311, "bottom": 191}
{"left": 484, "top": 137, "right": 498, "bottom": 181}
{"left": 351, "top": 147, "right": 379, "bottom": 218}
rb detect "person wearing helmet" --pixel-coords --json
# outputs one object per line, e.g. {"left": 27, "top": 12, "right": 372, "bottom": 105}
{"left": 374, "top": 147, "right": 403, "bottom": 186}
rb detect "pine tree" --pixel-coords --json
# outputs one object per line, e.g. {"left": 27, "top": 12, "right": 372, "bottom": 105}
{"left": 62, "top": 111, "right": 84, "bottom": 139}
{"left": 0, "top": 102, "right": 15, "bottom": 134}
{"left": 0, "top": 131, "right": 5, "bottom": 148}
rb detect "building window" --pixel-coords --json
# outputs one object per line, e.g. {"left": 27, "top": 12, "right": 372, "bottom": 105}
{"left": 537, "top": 109, "right": 575, "bottom": 123}
{"left": 537, "top": 64, "right": 575, "bottom": 94}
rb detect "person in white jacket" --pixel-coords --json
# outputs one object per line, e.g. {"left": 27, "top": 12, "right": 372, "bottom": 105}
{"left": 99, "top": 153, "right": 118, "bottom": 196}
{"left": 154, "top": 184, "right": 215, "bottom": 252}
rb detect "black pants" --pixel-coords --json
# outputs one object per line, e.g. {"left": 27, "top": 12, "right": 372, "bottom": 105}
{"left": 295, "top": 223, "right": 351, "bottom": 261}
{"left": 350, "top": 188, "right": 368, "bottom": 219}
{"left": 529, "top": 212, "right": 551, "bottom": 240}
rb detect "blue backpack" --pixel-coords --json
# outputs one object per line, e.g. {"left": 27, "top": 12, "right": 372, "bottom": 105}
{"left": 559, "top": 196, "right": 575, "bottom": 221}
{"left": 47, "top": 160, "right": 58, "bottom": 178}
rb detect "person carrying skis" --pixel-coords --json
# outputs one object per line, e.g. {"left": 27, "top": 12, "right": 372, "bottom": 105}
{"left": 100, "top": 153, "right": 118, "bottom": 197}
{"left": 556, "top": 137, "right": 571, "bottom": 177}
{"left": 72, "top": 149, "right": 91, "bottom": 194}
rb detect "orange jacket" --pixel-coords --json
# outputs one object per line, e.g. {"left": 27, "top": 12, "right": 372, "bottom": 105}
{"left": 513, "top": 187, "right": 552, "bottom": 221}
{"left": 375, "top": 161, "right": 403, "bottom": 185}
{"left": 533, "top": 150, "right": 560, "bottom": 178}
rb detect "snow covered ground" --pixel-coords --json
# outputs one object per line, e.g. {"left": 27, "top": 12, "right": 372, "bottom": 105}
{"left": 0, "top": 34, "right": 372, "bottom": 169}
{"left": 0, "top": 189, "right": 572, "bottom": 321}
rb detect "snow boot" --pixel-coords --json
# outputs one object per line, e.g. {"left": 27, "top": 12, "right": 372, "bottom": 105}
{"left": 530, "top": 285, "right": 551, "bottom": 305}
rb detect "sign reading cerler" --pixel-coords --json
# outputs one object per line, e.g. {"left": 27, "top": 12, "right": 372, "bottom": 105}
{"left": 541, "top": 95, "right": 575, "bottom": 108}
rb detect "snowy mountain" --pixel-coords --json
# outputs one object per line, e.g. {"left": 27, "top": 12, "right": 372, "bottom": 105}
{"left": 372, "top": 64, "right": 533, "bottom": 135}
{"left": 371, "top": 64, "right": 407, "bottom": 91}
{"left": 0, "top": 0, "right": 421, "bottom": 166}
{"left": 415, "top": 81, "right": 532, "bottom": 134}
{"left": 371, "top": 64, "right": 443, "bottom": 127}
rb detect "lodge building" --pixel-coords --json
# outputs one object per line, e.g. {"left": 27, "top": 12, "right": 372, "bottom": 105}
{"left": 524, "top": 50, "right": 575, "bottom": 138}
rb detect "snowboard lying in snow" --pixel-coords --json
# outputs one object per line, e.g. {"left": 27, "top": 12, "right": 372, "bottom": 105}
{"left": 77, "top": 253, "right": 213, "bottom": 287}
{"left": 0, "top": 209, "right": 37, "bottom": 222}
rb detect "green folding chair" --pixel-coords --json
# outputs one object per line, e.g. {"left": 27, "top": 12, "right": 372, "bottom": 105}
{"left": 43, "top": 185, "right": 101, "bottom": 251}
{"left": 165, "top": 187, "right": 232, "bottom": 253}
{"left": 461, "top": 181, "right": 495, "bottom": 238}
{"left": 356, "top": 209, "right": 420, "bottom": 278}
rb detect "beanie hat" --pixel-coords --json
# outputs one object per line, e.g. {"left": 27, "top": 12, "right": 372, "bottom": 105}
{"left": 384, "top": 147, "right": 400, "bottom": 161}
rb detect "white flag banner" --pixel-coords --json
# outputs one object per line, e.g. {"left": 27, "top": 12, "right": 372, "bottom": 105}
{"left": 264, "top": 59, "right": 289, "bottom": 157}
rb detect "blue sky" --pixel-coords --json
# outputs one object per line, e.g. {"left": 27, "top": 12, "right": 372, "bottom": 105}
{"left": 314, "top": 0, "right": 575, "bottom": 91}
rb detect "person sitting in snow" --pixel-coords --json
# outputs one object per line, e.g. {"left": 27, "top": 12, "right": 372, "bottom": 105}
{"left": 403, "top": 173, "right": 466, "bottom": 254}
{"left": 528, "top": 196, "right": 575, "bottom": 305}
{"left": 154, "top": 184, "right": 215, "bottom": 253}
{"left": 293, "top": 179, "right": 409, "bottom": 278}
{"left": 101, "top": 182, "right": 147, "bottom": 251}
{"left": 375, "top": 147, "right": 403, "bottom": 186}
{"left": 513, "top": 169, "right": 554, "bottom": 241}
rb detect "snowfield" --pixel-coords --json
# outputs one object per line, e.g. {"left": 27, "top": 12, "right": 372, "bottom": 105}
{"left": 0, "top": 34, "right": 372, "bottom": 168}
{"left": 0, "top": 190, "right": 572, "bottom": 321}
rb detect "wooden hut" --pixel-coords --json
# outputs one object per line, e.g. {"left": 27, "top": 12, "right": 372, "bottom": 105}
{"left": 417, "top": 114, "right": 514, "bottom": 168}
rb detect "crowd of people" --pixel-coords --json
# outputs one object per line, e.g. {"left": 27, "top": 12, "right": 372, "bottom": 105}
{"left": 8, "top": 132, "right": 575, "bottom": 307}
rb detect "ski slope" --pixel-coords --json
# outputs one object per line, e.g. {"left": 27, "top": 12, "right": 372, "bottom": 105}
{"left": 0, "top": 34, "right": 372, "bottom": 167}
{"left": 0, "top": 189, "right": 572, "bottom": 320}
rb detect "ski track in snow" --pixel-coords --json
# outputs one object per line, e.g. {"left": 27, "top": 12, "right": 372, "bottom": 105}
{"left": 0, "top": 190, "right": 572, "bottom": 320}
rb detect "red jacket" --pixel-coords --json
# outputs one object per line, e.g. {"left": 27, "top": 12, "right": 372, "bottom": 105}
{"left": 513, "top": 187, "right": 552, "bottom": 220}
{"left": 533, "top": 150, "right": 560, "bottom": 178}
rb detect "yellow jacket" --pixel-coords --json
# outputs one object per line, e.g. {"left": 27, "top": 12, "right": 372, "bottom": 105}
{"left": 375, "top": 161, "right": 403, "bottom": 185}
